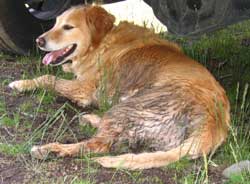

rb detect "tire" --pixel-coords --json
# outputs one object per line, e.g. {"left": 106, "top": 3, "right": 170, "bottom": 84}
{"left": 146, "top": 0, "right": 250, "bottom": 36}
{"left": 0, "top": 0, "right": 71, "bottom": 55}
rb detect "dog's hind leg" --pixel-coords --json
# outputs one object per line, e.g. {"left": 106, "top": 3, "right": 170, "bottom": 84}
{"left": 31, "top": 117, "right": 122, "bottom": 159}
{"left": 9, "top": 75, "right": 96, "bottom": 107}
{"left": 31, "top": 137, "right": 110, "bottom": 159}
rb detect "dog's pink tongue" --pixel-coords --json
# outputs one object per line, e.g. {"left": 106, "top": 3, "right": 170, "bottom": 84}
{"left": 42, "top": 49, "right": 64, "bottom": 65}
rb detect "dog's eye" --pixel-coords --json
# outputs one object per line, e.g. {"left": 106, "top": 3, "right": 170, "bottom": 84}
{"left": 63, "top": 25, "right": 74, "bottom": 30}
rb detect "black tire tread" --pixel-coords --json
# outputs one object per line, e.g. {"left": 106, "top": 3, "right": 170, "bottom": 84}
{"left": 0, "top": 0, "right": 52, "bottom": 55}
{"left": 0, "top": 21, "right": 24, "bottom": 54}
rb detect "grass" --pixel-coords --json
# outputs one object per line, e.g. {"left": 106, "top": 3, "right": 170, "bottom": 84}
{"left": 0, "top": 143, "right": 27, "bottom": 156}
{"left": 226, "top": 172, "right": 250, "bottom": 184}
{"left": 0, "top": 20, "right": 250, "bottom": 183}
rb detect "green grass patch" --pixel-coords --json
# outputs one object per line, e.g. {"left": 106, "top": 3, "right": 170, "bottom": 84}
{"left": 36, "top": 90, "right": 56, "bottom": 105}
{"left": 0, "top": 97, "right": 6, "bottom": 115}
{"left": 168, "top": 157, "right": 192, "bottom": 172}
{"left": 225, "top": 171, "right": 250, "bottom": 184}
{"left": 0, "top": 143, "right": 28, "bottom": 156}
{"left": 0, "top": 115, "right": 19, "bottom": 127}
{"left": 72, "top": 179, "right": 96, "bottom": 184}
{"left": 79, "top": 124, "right": 97, "bottom": 138}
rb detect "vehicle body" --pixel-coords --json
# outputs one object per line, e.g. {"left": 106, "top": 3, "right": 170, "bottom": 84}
{"left": 0, "top": 0, "right": 250, "bottom": 54}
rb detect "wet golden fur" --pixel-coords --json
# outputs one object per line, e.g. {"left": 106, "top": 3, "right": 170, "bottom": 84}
{"left": 9, "top": 5, "right": 230, "bottom": 170}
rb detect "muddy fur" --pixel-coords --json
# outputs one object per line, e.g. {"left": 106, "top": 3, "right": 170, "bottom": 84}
{"left": 9, "top": 5, "right": 230, "bottom": 170}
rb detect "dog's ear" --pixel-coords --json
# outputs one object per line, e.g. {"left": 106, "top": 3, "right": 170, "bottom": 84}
{"left": 85, "top": 6, "right": 115, "bottom": 46}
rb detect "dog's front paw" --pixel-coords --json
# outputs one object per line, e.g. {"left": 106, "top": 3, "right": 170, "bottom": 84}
{"left": 30, "top": 146, "right": 50, "bottom": 160}
{"left": 30, "top": 143, "right": 77, "bottom": 160}
{"left": 30, "top": 144, "right": 61, "bottom": 160}
{"left": 8, "top": 81, "right": 25, "bottom": 92}
{"left": 8, "top": 80, "right": 34, "bottom": 92}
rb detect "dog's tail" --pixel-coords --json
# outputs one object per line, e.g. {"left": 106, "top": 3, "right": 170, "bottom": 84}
{"left": 94, "top": 137, "right": 204, "bottom": 170}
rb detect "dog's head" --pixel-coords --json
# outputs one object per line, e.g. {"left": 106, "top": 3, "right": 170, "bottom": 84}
{"left": 36, "top": 6, "right": 115, "bottom": 66}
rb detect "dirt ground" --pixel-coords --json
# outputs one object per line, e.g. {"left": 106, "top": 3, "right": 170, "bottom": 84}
{"left": 0, "top": 58, "right": 226, "bottom": 184}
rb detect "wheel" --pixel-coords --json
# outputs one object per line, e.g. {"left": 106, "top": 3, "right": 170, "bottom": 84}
{"left": 146, "top": 0, "right": 250, "bottom": 36}
{"left": 0, "top": 0, "right": 71, "bottom": 55}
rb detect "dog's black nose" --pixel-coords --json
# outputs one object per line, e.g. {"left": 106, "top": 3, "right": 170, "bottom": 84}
{"left": 36, "top": 37, "right": 46, "bottom": 47}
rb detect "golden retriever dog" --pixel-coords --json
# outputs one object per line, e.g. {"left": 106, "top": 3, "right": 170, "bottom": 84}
{"left": 9, "top": 5, "right": 230, "bottom": 170}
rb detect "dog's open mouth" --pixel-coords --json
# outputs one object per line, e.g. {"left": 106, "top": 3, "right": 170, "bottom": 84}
{"left": 42, "top": 44, "right": 77, "bottom": 66}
